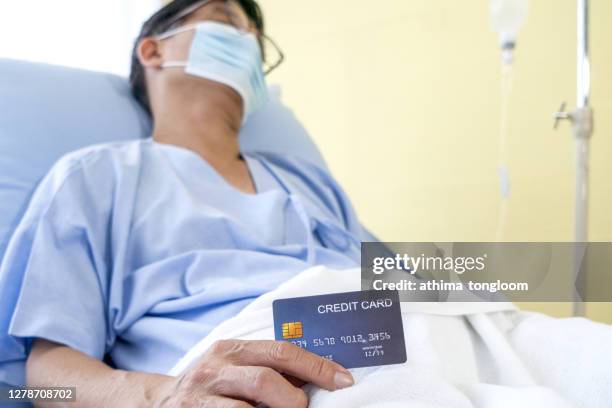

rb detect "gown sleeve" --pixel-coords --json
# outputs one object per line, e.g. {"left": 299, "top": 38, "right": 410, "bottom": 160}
{"left": 0, "top": 154, "right": 113, "bottom": 386}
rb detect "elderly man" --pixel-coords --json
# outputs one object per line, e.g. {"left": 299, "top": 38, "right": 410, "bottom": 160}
{"left": 0, "top": 0, "right": 364, "bottom": 406}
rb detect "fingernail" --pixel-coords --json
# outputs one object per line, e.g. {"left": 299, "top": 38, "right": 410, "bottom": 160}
{"left": 334, "top": 371, "right": 354, "bottom": 389}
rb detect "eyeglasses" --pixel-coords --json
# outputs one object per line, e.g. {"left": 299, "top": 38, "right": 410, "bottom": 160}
{"left": 162, "top": 0, "right": 284, "bottom": 75}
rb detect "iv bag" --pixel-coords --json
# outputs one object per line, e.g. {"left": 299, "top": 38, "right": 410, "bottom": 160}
{"left": 489, "top": 0, "right": 528, "bottom": 50}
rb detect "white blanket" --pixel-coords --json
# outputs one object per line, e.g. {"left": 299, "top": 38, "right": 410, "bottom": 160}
{"left": 170, "top": 267, "right": 612, "bottom": 408}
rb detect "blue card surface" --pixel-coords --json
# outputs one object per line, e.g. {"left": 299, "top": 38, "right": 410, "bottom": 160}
{"left": 273, "top": 290, "right": 406, "bottom": 369}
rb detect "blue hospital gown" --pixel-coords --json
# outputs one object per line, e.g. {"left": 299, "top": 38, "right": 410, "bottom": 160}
{"left": 0, "top": 139, "right": 365, "bottom": 386}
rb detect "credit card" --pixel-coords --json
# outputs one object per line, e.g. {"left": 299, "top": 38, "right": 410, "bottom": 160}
{"left": 272, "top": 290, "right": 406, "bottom": 369}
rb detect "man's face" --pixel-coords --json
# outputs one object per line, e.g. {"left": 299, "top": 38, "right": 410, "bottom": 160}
{"left": 137, "top": 0, "right": 266, "bottom": 121}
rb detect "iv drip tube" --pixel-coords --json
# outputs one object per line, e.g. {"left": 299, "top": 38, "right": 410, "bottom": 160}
{"left": 495, "top": 64, "right": 513, "bottom": 242}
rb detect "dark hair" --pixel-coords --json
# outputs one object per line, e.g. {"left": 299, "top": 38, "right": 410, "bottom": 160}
{"left": 129, "top": 0, "right": 265, "bottom": 115}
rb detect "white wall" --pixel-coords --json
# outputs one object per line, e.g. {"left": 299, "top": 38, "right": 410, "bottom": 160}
{"left": 0, "top": 0, "right": 161, "bottom": 75}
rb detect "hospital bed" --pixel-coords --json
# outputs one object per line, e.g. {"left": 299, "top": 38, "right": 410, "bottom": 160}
{"left": 2, "top": 59, "right": 611, "bottom": 408}
{"left": 0, "top": 58, "right": 377, "bottom": 395}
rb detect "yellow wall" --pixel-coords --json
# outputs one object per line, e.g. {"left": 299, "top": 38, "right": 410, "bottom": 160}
{"left": 258, "top": 0, "right": 612, "bottom": 322}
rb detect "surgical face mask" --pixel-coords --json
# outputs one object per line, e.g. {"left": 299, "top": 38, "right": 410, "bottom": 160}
{"left": 158, "top": 21, "right": 269, "bottom": 122}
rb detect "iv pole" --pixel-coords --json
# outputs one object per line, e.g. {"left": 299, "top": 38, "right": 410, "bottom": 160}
{"left": 553, "top": 0, "right": 593, "bottom": 316}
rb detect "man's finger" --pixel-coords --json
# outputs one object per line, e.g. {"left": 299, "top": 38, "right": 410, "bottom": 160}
{"left": 221, "top": 340, "right": 354, "bottom": 391}
{"left": 209, "top": 365, "right": 308, "bottom": 408}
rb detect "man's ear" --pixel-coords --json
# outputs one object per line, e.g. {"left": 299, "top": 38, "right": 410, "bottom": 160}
{"left": 138, "top": 37, "right": 164, "bottom": 68}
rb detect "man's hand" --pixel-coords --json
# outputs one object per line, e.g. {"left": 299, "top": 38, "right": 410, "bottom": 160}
{"left": 27, "top": 338, "right": 353, "bottom": 407}
{"left": 156, "top": 339, "right": 354, "bottom": 407}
